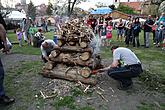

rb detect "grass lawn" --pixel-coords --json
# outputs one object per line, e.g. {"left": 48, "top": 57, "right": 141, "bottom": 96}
{"left": 4, "top": 30, "right": 165, "bottom": 110}
{"left": 7, "top": 30, "right": 165, "bottom": 83}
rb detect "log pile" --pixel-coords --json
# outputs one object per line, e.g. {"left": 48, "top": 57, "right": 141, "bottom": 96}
{"left": 40, "top": 19, "right": 102, "bottom": 85}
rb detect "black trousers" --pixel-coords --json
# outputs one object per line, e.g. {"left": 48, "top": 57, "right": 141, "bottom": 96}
{"left": 0, "top": 58, "right": 5, "bottom": 96}
{"left": 107, "top": 64, "right": 143, "bottom": 87}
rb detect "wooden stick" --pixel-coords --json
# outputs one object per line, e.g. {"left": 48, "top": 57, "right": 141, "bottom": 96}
{"left": 84, "top": 85, "right": 90, "bottom": 93}
{"left": 96, "top": 91, "right": 109, "bottom": 102}
{"left": 40, "top": 91, "right": 46, "bottom": 99}
{"left": 97, "top": 86, "right": 105, "bottom": 92}
{"left": 45, "top": 94, "right": 57, "bottom": 99}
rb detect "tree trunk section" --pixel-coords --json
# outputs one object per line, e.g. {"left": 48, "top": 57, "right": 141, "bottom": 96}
{"left": 80, "top": 52, "right": 91, "bottom": 61}
{"left": 40, "top": 68, "right": 97, "bottom": 85}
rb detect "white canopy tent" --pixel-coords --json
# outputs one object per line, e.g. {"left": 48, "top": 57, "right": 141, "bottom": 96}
{"left": 6, "top": 11, "right": 26, "bottom": 20}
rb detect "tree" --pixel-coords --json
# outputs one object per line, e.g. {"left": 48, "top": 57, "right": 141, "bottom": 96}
{"left": 109, "top": 4, "right": 116, "bottom": 10}
{"left": 46, "top": 2, "right": 53, "bottom": 15}
{"left": 117, "top": 4, "right": 136, "bottom": 14}
{"left": 27, "top": 1, "right": 36, "bottom": 20}
{"left": 67, "top": 0, "right": 87, "bottom": 17}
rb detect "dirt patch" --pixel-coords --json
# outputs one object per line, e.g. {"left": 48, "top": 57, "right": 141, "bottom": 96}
{"left": 0, "top": 54, "right": 164, "bottom": 110}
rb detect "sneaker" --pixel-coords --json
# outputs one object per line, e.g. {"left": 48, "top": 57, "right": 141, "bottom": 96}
{"left": 0, "top": 95, "right": 15, "bottom": 105}
{"left": 117, "top": 82, "right": 133, "bottom": 90}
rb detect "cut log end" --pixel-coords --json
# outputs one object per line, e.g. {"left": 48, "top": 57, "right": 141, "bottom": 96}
{"left": 80, "top": 52, "right": 91, "bottom": 61}
{"left": 79, "top": 42, "right": 88, "bottom": 48}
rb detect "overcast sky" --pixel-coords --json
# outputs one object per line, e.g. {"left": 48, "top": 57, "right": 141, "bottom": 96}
{"left": 26, "top": 0, "right": 143, "bottom": 6}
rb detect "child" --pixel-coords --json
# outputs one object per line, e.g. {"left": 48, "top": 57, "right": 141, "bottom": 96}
{"left": 100, "top": 23, "right": 107, "bottom": 47}
{"left": 125, "top": 23, "right": 132, "bottom": 47}
{"left": 28, "top": 24, "right": 37, "bottom": 46}
{"left": 106, "top": 22, "right": 112, "bottom": 46}
{"left": 157, "top": 21, "right": 165, "bottom": 47}
{"left": 16, "top": 28, "right": 22, "bottom": 47}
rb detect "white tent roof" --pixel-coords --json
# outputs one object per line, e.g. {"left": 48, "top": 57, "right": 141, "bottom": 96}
{"left": 7, "top": 11, "right": 26, "bottom": 20}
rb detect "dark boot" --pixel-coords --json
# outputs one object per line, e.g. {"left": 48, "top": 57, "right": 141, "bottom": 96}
{"left": 0, "top": 95, "right": 15, "bottom": 105}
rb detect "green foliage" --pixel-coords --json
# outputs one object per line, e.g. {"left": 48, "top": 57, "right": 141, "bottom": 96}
{"left": 46, "top": 2, "right": 53, "bottom": 15}
{"left": 27, "top": 1, "right": 36, "bottom": 20}
{"left": 109, "top": 4, "right": 116, "bottom": 10}
{"left": 117, "top": 4, "right": 136, "bottom": 14}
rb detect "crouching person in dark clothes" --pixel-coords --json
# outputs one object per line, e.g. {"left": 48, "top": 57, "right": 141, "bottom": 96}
{"left": 41, "top": 39, "right": 58, "bottom": 63}
{"left": 99, "top": 45, "right": 143, "bottom": 90}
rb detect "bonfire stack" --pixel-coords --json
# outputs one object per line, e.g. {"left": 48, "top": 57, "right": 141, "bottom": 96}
{"left": 40, "top": 19, "right": 102, "bottom": 85}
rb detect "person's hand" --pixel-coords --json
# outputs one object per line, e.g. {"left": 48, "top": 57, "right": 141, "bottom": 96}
{"left": 3, "top": 43, "right": 9, "bottom": 54}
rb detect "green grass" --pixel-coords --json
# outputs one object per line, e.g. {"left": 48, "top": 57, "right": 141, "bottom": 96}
{"left": 7, "top": 31, "right": 54, "bottom": 55}
{"left": 2, "top": 61, "right": 44, "bottom": 110}
{"left": 4, "top": 30, "right": 165, "bottom": 110}
{"left": 137, "top": 102, "right": 165, "bottom": 110}
{"left": 53, "top": 95, "right": 95, "bottom": 110}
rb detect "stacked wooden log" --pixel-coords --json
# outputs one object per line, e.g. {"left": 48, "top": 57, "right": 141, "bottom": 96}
{"left": 40, "top": 19, "right": 102, "bottom": 85}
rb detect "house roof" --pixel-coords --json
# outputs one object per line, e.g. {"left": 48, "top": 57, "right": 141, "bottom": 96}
{"left": 120, "top": 2, "right": 142, "bottom": 11}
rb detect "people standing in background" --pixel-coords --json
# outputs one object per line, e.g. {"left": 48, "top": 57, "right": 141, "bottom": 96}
{"left": 21, "top": 18, "right": 30, "bottom": 43}
{"left": 106, "top": 22, "right": 112, "bottom": 46}
{"left": 132, "top": 17, "right": 141, "bottom": 47}
{"left": 154, "top": 16, "right": 160, "bottom": 46}
{"left": 116, "top": 18, "right": 124, "bottom": 42}
{"left": 91, "top": 17, "right": 97, "bottom": 33}
{"left": 28, "top": 24, "right": 37, "bottom": 46}
{"left": 100, "top": 23, "right": 107, "bottom": 47}
{"left": 125, "top": 23, "right": 132, "bottom": 47}
{"left": 143, "top": 15, "right": 154, "bottom": 48}
{"left": 16, "top": 28, "right": 23, "bottom": 47}
{"left": 157, "top": 13, "right": 165, "bottom": 47}
{"left": 98, "top": 16, "right": 104, "bottom": 37}
{"left": 41, "top": 18, "right": 46, "bottom": 32}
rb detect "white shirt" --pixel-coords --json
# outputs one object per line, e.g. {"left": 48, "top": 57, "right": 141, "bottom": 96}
{"left": 41, "top": 39, "right": 57, "bottom": 57}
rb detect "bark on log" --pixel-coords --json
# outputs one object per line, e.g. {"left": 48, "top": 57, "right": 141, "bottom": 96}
{"left": 50, "top": 56, "right": 92, "bottom": 67}
{"left": 53, "top": 46, "right": 92, "bottom": 53}
{"left": 57, "top": 40, "right": 65, "bottom": 47}
{"left": 43, "top": 62, "right": 54, "bottom": 70}
{"left": 40, "top": 68, "right": 97, "bottom": 85}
